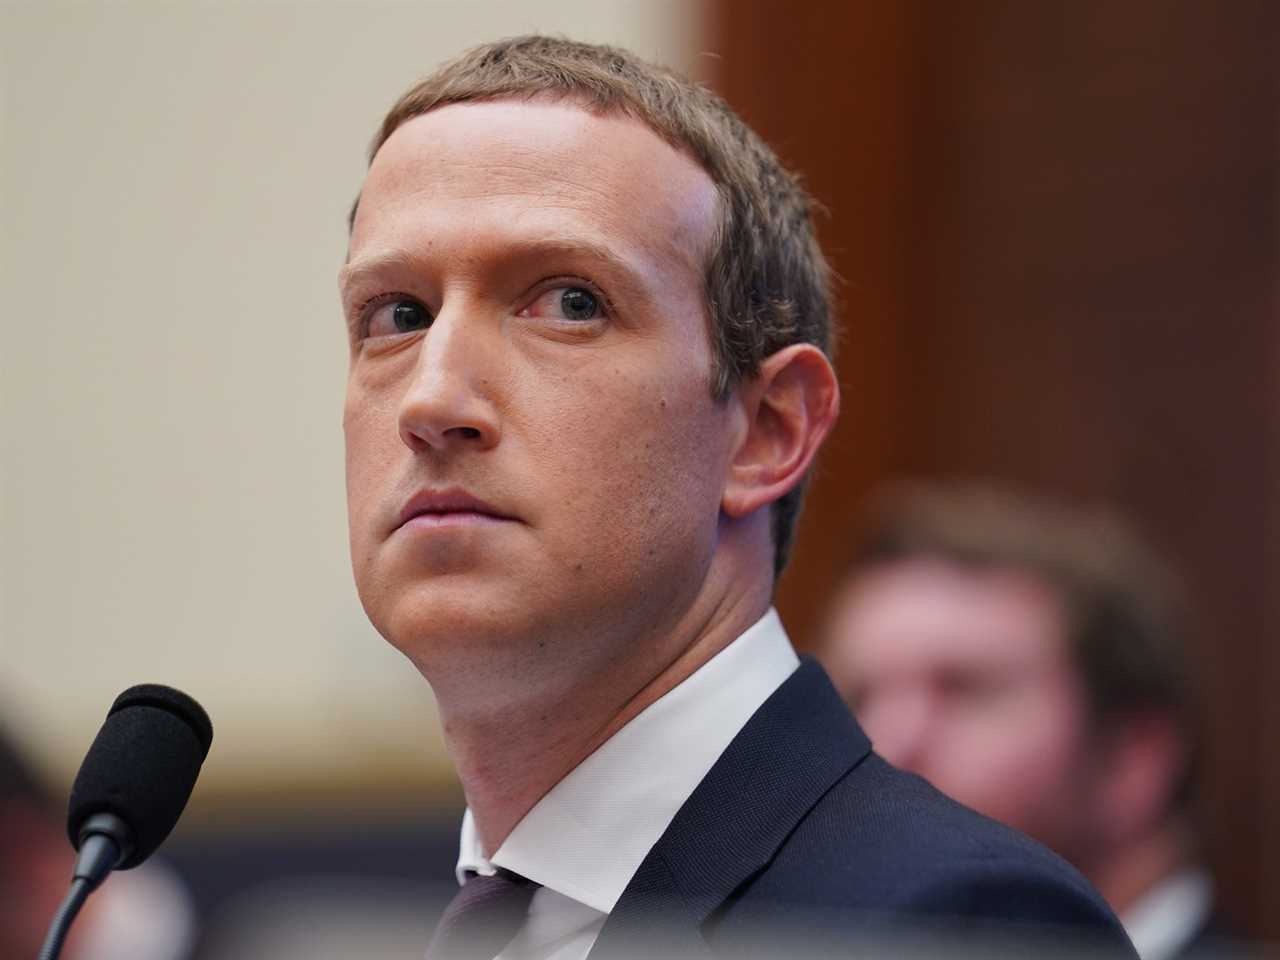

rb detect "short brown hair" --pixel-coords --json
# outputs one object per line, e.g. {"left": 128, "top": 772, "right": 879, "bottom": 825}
{"left": 847, "top": 483, "right": 1198, "bottom": 803}
{"left": 353, "top": 35, "right": 834, "bottom": 574}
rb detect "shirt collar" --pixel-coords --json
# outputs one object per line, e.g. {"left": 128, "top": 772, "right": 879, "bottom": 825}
{"left": 1121, "top": 867, "right": 1213, "bottom": 960}
{"left": 455, "top": 607, "right": 799, "bottom": 913}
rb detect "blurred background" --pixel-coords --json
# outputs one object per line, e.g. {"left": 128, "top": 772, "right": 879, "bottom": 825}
{"left": 1, "top": 1, "right": 1275, "bottom": 957}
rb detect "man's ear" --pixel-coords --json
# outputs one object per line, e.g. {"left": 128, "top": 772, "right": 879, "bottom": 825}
{"left": 1093, "top": 712, "right": 1187, "bottom": 843}
{"left": 722, "top": 344, "right": 840, "bottom": 518}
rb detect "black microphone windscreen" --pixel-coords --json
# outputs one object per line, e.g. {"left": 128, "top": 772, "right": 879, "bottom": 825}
{"left": 67, "top": 684, "right": 213, "bottom": 869}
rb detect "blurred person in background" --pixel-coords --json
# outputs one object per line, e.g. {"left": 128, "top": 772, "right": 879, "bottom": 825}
{"left": 0, "top": 726, "right": 198, "bottom": 960}
{"left": 819, "top": 484, "right": 1235, "bottom": 960}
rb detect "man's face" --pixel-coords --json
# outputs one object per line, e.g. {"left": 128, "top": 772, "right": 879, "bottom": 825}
{"left": 340, "top": 99, "right": 734, "bottom": 691}
{"left": 821, "top": 558, "right": 1100, "bottom": 859}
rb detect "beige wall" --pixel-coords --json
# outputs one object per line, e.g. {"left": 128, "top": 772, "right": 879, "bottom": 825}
{"left": 0, "top": 1, "right": 702, "bottom": 806}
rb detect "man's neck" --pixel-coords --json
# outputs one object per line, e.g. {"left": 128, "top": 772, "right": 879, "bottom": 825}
{"left": 438, "top": 581, "right": 772, "bottom": 856}
{"left": 1089, "top": 816, "right": 1193, "bottom": 915}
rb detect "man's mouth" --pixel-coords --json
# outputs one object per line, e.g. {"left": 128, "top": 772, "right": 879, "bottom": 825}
{"left": 395, "top": 489, "right": 518, "bottom": 531}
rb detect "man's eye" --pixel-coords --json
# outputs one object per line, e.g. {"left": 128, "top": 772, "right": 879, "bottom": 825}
{"left": 559, "top": 287, "right": 599, "bottom": 321}
{"left": 365, "top": 298, "right": 433, "bottom": 338}
{"left": 522, "top": 285, "right": 606, "bottom": 323}
{"left": 935, "top": 670, "right": 1002, "bottom": 702}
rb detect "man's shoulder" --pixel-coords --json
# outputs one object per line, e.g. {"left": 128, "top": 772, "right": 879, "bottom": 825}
{"left": 778, "top": 752, "right": 1109, "bottom": 911}
{"left": 715, "top": 751, "right": 1133, "bottom": 954}
{"left": 606, "top": 660, "right": 1136, "bottom": 958}
{"left": 695, "top": 659, "right": 1116, "bottom": 923}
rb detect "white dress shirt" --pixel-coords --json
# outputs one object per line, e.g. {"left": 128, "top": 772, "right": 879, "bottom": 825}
{"left": 1121, "top": 868, "right": 1214, "bottom": 960}
{"left": 454, "top": 608, "right": 800, "bottom": 960}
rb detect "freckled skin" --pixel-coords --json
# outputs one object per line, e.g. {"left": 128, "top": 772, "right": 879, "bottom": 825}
{"left": 340, "top": 100, "right": 737, "bottom": 709}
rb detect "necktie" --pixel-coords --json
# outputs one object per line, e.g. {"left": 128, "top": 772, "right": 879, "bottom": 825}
{"left": 426, "top": 869, "right": 539, "bottom": 960}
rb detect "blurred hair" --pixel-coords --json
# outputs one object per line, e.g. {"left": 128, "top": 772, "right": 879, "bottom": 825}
{"left": 847, "top": 483, "right": 1198, "bottom": 805}
{"left": 352, "top": 35, "right": 834, "bottom": 574}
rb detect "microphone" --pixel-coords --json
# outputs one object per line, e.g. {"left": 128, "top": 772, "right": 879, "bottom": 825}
{"left": 39, "top": 684, "right": 213, "bottom": 960}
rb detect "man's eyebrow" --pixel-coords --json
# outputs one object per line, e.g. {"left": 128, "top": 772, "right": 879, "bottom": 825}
{"left": 506, "top": 236, "right": 646, "bottom": 285}
{"left": 340, "top": 236, "right": 651, "bottom": 299}
{"left": 338, "top": 251, "right": 416, "bottom": 298}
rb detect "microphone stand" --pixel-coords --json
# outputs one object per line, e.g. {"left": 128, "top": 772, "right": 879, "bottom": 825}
{"left": 38, "top": 877, "right": 93, "bottom": 960}
{"left": 38, "top": 814, "right": 131, "bottom": 960}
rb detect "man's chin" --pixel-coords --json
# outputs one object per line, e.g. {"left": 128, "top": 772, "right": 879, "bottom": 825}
{"left": 377, "top": 594, "right": 536, "bottom": 664}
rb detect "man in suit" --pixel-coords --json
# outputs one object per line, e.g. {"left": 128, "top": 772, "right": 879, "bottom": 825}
{"left": 339, "top": 35, "right": 1135, "bottom": 959}
{"left": 819, "top": 484, "right": 1237, "bottom": 960}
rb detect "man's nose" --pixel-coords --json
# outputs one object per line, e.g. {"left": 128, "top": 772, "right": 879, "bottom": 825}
{"left": 396, "top": 310, "right": 501, "bottom": 453}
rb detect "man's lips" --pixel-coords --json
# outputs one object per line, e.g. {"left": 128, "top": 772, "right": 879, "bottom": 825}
{"left": 394, "top": 489, "right": 519, "bottom": 531}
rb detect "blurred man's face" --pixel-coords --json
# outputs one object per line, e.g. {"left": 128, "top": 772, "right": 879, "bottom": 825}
{"left": 821, "top": 558, "right": 1099, "bottom": 858}
{"left": 340, "top": 99, "right": 734, "bottom": 692}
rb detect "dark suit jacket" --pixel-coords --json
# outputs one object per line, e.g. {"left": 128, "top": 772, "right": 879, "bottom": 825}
{"left": 591, "top": 659, "right": 1138, "bottom": 959}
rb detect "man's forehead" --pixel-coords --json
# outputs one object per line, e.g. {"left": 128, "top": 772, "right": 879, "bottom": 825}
{"left": 840, "top": 560, "right": 1071, "bottom": 663}
{"left": 370, "top": 93, "right": 690, "bottom": 177}
{"left": 348, "top": 98, "right": 718, "bottom": 267}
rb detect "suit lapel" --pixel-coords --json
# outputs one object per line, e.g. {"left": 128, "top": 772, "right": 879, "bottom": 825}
{"left": 591, "top": 659, "right": 872, "bottom": 958}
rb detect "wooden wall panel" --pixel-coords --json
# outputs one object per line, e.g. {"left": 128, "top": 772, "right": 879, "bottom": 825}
{"left": 706, "top": 1, "right": 923, "bottom": 647}
{"left": 708, "top": 0, "right": 1278, "bottom": 938}
{"left": 911, "top": 2, "right": 1278, "bottom": 933}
